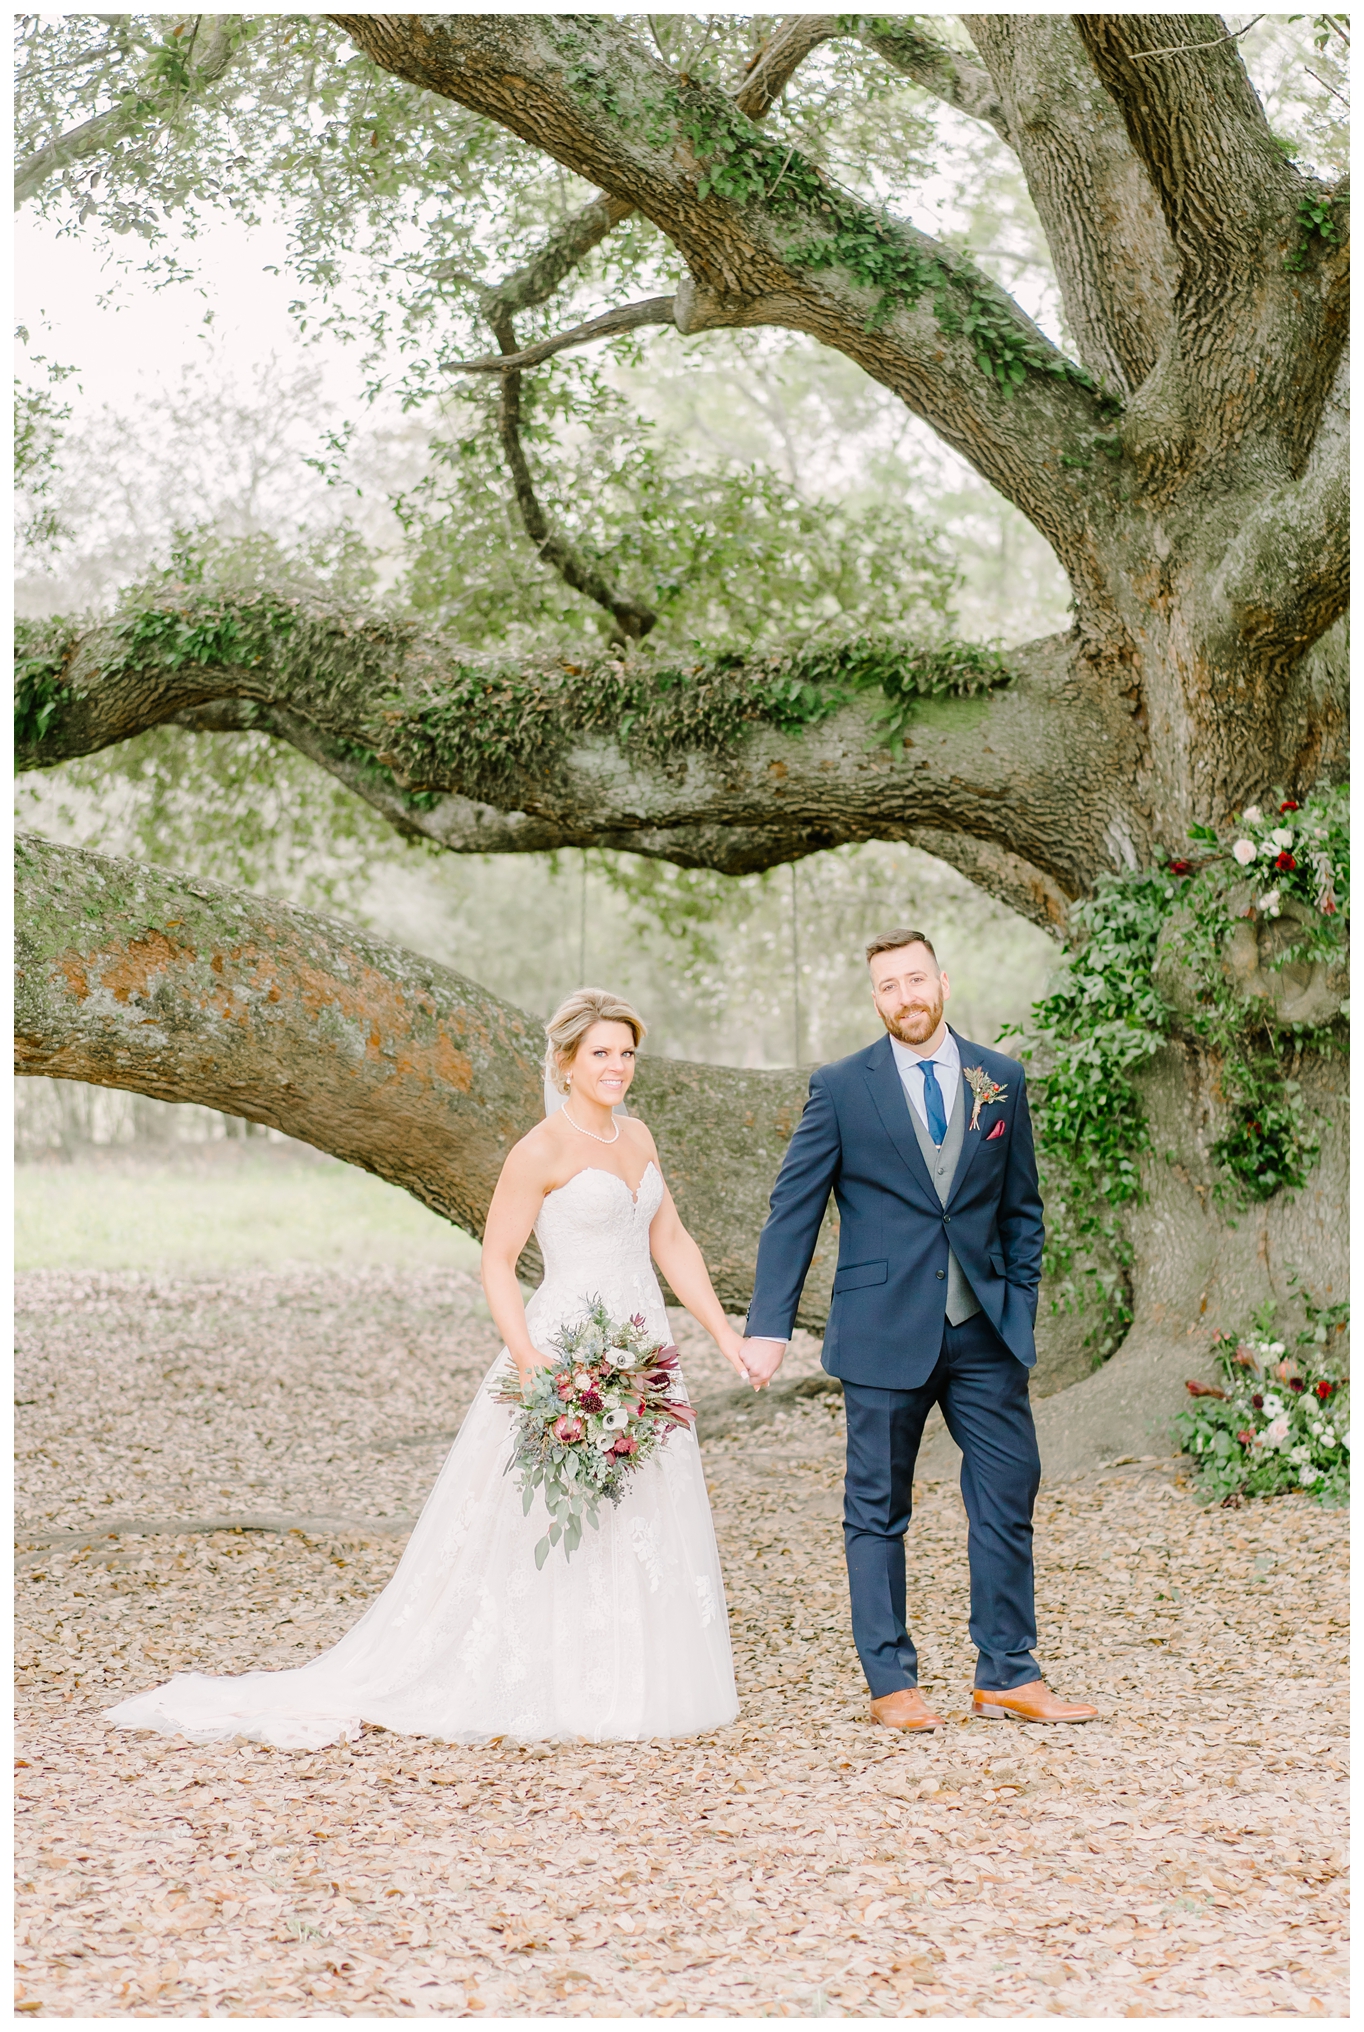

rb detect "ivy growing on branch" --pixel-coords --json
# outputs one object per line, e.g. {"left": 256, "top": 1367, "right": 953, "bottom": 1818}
{"left": 14, "top": 596, "right": 1012, "bottom": 803}
{"left": 659, "top": 82, "right": 1106, "bottom": 403}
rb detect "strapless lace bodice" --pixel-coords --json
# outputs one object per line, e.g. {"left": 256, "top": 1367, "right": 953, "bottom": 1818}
{"left": 526, "top": 1162, "right": 668, "bottom": 1347}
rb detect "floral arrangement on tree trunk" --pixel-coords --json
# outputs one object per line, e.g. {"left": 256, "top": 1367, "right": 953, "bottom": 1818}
{"left": 1178, "top": 1298, "right": 1350, "bottom": 1508}
{"left": 492, "top": 1298, "right": 694, "bottom": 1567}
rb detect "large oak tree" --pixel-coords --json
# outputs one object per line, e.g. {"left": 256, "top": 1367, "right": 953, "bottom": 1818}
{"left": 15, "top": 14, "right": 1349, "bottom": 1472}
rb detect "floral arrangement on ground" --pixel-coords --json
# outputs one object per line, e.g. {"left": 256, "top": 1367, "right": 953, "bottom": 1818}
{"left": 1178, "top": 1297, "right": 1350, "bottom": 1508}
{"left": 492, "top": 1298, "right": 694, "bottom": 1566}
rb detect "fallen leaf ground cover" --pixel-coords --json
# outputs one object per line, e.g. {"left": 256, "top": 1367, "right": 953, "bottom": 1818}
{"left": 15, "top": 1266, "right": 1349, "bottom": 2018}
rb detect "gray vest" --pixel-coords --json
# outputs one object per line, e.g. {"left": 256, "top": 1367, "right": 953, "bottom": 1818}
{"left": 902, "top": 1062, "right": 982, "bottom": 1326}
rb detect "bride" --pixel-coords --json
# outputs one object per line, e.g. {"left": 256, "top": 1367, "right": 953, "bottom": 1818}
{"left": 105, "top": 989, "right": 749, "bottom": 1749}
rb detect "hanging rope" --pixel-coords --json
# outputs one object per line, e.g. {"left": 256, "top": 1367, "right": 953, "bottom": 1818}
{"left": 791, "top": 861, "right": 802, "bottom": 1066}
{"left": 578, "top": 849, "right": 588, "bottom": 985}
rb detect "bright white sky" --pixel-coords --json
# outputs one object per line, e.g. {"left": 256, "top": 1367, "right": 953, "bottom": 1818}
{"left": 16, "top": 204, "right": 369, "bottom": 422}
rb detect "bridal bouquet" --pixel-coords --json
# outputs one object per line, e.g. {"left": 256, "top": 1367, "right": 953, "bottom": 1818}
{"left": 491, "top": 1298, "right": 695, "bottom": 1567}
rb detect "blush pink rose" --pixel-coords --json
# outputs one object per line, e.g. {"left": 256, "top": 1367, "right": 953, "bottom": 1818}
{"left": 553, "top": 1415, "right": 585, "bottom": 1444}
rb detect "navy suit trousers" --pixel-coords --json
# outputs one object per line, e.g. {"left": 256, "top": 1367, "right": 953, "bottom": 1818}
{"left": 841, "top": 1312, "right": 1042, "bottom": 1694}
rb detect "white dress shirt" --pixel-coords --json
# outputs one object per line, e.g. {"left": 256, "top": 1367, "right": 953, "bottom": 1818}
{"left": 890, "top": 1028, "right": 960, "bottom": 1141}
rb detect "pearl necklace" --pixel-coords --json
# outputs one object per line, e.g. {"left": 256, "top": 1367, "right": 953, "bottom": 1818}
{"left": 561, "top": 1106, "right": 621, "bottom": 1145}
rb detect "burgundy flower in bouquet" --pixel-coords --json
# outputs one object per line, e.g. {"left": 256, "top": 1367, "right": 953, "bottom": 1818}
{"left": 492, "top": 1297, "right": 696, "bottom": 1567}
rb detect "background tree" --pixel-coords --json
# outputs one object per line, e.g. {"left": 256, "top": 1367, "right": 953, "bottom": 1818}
{"left": 14, "top": 13, "right": 1349, "bottom": 1470}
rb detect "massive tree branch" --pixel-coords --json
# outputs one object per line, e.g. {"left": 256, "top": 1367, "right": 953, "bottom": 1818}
{"left": 327, "top": 12, "right": 1123, "bottom": 633}
{"left": 17, "top": 587, "right": 1146, "bottom": 924}
{"left": 15, "top": 834, "right": 832, "bottom": 1324}
{"left": 1075, "top": 13, "right": 1345, "bottom": 486}
{"left": 1076, "top": 13, "right": 1301, "bottom": 264}
{"left": 14, "top": 15, "right": 242, "bottom": 210}
{"left": 450, "top": 9, "right": 844, "bottom": 322}
{"left": 962, "top": 16, "right": 1176, "bottom": 395}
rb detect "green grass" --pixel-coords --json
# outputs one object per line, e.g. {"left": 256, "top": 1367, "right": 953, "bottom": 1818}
{"left": 14, "top": 1151, "right": 484, "bottom": 1274}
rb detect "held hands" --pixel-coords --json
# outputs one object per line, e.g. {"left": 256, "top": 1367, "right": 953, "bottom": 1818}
{"left": 739, "top": 1337, "right": 786, "bottom": 1391}
{"left": 716, "top": 1324, "right": 753, "bottom": 1385}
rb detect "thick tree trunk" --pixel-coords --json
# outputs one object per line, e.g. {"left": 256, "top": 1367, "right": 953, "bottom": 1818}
{"left": 919, "top": 1036, "right": 1350, "bottom": 1480}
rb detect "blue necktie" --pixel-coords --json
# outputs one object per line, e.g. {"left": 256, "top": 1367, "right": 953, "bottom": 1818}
{"left": 918, "top": 1059, "right": 948, "bottom": 1146}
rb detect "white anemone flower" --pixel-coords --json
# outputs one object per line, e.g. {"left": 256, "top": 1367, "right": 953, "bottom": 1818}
{"left": 1261, "top": 1394, "right": 1285, "bottom": 1418}
{"left": 1232, "top": 839, "right": 1257, "bottom": 866}
{"left": 602, "top": 1406, "right": 630, "bottom": 1431}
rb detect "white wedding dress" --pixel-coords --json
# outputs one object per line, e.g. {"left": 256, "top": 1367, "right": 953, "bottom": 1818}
{"left": 104, "top": 1163, "right": 738, "bottom": 1748}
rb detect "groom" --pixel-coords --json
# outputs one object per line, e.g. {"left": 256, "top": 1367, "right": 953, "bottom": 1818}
{"left": 741, "top": 930, "right": 1096, "bottom": 1730}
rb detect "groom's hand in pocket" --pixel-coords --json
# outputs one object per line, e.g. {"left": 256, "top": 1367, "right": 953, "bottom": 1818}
{"left": 740, "top": 1338, "right": 786, "bottom": 1390}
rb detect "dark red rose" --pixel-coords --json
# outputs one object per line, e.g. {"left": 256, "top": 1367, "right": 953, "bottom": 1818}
{"left": 579, "top": 1390, "right": 604, "bottom": 1414}
{"left": 1289, "top": 1377, "right": 1305, "bottom": 1393}
{"left": 1251, "top": 1393, "right": 1264, "bottom": 1409}
{"left": 1236, "top": 1430, "right": 1255, "bottom": 1447}
{"left": 1279, "top": 800, "right": 1300, "bottom": 813}
{"left": 1168, "top": 859, "right": 1192, "bottom": 876}
{"left": 1315, "top": 1380, "right": 1334, "bottom": 1401}
{"left": 1274, "top": 851, "right": 1297, "bottom": 871}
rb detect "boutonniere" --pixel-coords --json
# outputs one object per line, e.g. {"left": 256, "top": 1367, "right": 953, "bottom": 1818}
{"left": 964, "top": 1065, "right": 1008, "bottom": 1133}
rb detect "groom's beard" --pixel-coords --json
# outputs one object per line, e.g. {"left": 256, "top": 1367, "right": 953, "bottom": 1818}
{"left": 880, "top": 997, "right": 944, "bottom": 1047}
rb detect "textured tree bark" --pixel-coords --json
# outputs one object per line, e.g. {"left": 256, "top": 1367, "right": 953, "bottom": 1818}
{"left": 963, "top": 15, "right": 1176, "bottom": 394}
{"left": 14, "top": 834, "right": 834, "bottom": 1323}
{"left": 19, "top": 595, "right": 1142, "bottom": 927}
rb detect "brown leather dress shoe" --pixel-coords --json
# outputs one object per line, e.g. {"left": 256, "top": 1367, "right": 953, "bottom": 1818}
{"left": 972, "top": 1679, "right": 1097, "bottom": 1724}
{"left": 869, "top": 1687, "right": 944, "bottom": 1731}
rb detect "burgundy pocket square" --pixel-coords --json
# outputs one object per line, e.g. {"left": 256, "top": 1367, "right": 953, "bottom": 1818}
{"left": 986, "top": 1119, "right": 1007, "bottom": 1141}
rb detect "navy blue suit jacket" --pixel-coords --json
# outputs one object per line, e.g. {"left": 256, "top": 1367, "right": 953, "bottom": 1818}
{"left": 746, "top": 1029, "right": 1044, "bottom": 1389}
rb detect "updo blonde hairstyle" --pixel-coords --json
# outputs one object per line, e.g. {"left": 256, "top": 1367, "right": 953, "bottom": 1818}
{"left": 544, "top": 988, "right": 647, "bottom": 1096}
